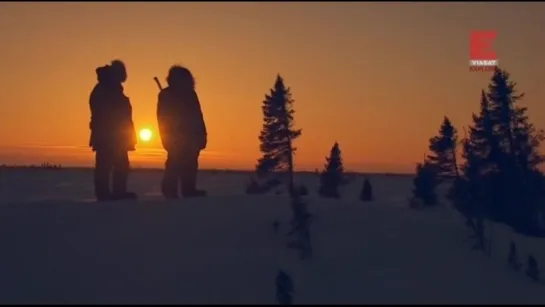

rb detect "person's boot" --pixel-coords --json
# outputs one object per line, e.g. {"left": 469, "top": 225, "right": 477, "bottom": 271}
{"left": 112, "top": 191, "right": 138, "bottom": 201}
{"left": 161, "top": 175, "right": 179, "bottom": 200}
{"left": 179, "top": 151, "right": 206, "bottom": 198}
{"left": 94, "top": 168, "right": 113, "bottom": 201}
{"left": 181, "top": 188, "right": 207, "bottom": 198}
{"left": 162, "top": 164, "right": 180, "bottom": 199}
{"left": 180, "top": 172, "right": 206, "bottom": 198}
{"left": 112, "top": 167, "right": 138, "bottom": 200}
{"left": 96, "top": 191, "right": 114, "bottom": 202}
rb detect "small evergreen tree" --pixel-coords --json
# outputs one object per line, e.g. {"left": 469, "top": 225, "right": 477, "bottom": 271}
{"left": 526, "top": 255, "right": 540, "bottom": 282}
{"left": 287, "top": 193, "right": 312, "bottom": 260}
{"left": 507, "top": 241, "right": 522, "bottom": 271}
{"left": 318, "top": 142, "right": 344, "bottom": 198}
{"left": 256, "top": 75, "right": 302, "bottom": 193}
{"left": 360, "top": 178, "right": 374, "bottom": 202}
{"left": 411, "top": 161, "right": 439, "bottom": 206}
{"left": 275, "top": 270, "right": 294, "bottom": 305}
{"left": 426, "top": 116, "right": 460, "bottom": 180}
{"left": 245, "top": 176, "right": 263, "bottom": 194}
{"left": 295, "top": 184, "right": 308, "bottom": 196}
{"left": 273, "top": 220, "right": 280, "bottom": 233}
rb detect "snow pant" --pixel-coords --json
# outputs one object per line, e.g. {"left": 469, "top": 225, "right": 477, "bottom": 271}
{"left": 161, "top": 148, "right": 200, "bottom": 197}
{"left": 94, "top": 149, "right": 130, "bottom": 199}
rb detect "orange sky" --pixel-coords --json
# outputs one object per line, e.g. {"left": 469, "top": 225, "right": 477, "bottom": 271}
{"left": 0, "top": 2, "right": 543, "bottom": 173}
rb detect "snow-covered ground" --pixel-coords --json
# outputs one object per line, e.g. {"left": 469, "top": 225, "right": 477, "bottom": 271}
{"left": 0, "top": 168, "right": 544, "bottom": 304}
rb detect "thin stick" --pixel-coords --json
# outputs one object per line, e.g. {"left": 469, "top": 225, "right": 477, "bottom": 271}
{"left": 154, "top": 77, "right": 163, "bottom": 91}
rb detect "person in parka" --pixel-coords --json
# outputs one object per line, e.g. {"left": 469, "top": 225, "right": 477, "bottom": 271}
{"left": 157, "top": 65, "right": 207, "bottom": 198}
{"left": 89, "top": 60, "right": 138, "bottom": 201}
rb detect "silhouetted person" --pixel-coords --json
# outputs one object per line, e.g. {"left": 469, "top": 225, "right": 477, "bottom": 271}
{"left": 157, "top": 66, "right": 207, "bottom": 198}
{"left": 89, "top": 60, "right": 137, "bottom": 201}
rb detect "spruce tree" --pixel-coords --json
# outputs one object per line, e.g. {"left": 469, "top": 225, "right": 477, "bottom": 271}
{"left": 256, "top": 76, "right": 311, "bottom": 257}
{"left": 455, "top": 91, "right": 496, "bottom": 214}
{"left": 318, "top": 142, "right": 344, "bottom": 198}
{"left": 458, "top": 68, "right": 545, "bottom": 234}
{"left": 412, "top": 161, "right": 438, "bottom": 206}
{"left": 450, "top": 91, "right": 496, "bottom": 248}
{"left": 487, "top": 68, "right": 524, "bottom": 168}
{"left": 256, "top": 75, "right": 302, "bottom": 192}
{"left": 485, "top": 68, "right": 544, "bottom": 229}
{"left": 462, "top": 91, "right": 496, "bottom": 181}
{"left": 486, "top": 68, "right": 544, "bottom": 172}
{"left": 426, "top": 116, "right": 460, "bottom": 180}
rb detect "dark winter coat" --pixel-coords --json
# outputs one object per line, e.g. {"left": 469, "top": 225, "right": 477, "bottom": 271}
{"left": 89, "top": 65, "right": 136, "bottom": 152}
{"left": 157, "top": 86, "right": 207, "bottom": 153}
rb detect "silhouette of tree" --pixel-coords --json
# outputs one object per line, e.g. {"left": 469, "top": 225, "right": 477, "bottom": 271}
{"left": 487, "top": 69, "right": 544, "bottom": 171}
{"left": 508, "top": 241, "right": 522, "bottom": 271}
{"left": 256, "top": 75, "right": 302, "bottom": 189}
{"left": 287, "top": 193, "right": 312, "bottom": 260}
{"left": 318, "top": 142, "right": 344, "bottom": 198}
{"left": 526, "top": 255, "right": 540, "bottom": 282}
{"left": 245, "top": 176, "right": 263, "bottom": 194}
{"left": 295, "top": 184, "right": 308, "bottom": 196}
{"left": 446, "top": 92, "right": 494, "bottom": 252}
{"left": 486, "top": 68, "right": 545, "bottom": 232}
{"left": 426, "top": 116, "right": 460, "bottom": 180}
{"left": 275, "top": 270, "right": 294, "bottom": 304}
{"left": 455, "top": 68, "right": 545, "bottom": 235}
{"left": 454, "top": 90, "right": 497, "bottom": 225}
{"left": 411, "top": 161, "right": 439, "bottom": 206}
{"left": 360, "top": 178, "right": 374, "bottom": 202}
{"left": 462, "top": 91, "right": 496, "bottom": 181}
{"left": 255, "top": 75, "right": 311, "bottom": 259}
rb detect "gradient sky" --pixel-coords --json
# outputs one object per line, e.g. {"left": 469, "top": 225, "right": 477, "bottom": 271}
{"left": 0, "top": 2, "right": 543, "bottom": 173}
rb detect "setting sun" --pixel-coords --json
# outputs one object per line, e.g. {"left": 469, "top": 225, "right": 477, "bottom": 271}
{"left": 139, "top": 128, "right": 153, "bottom": 142}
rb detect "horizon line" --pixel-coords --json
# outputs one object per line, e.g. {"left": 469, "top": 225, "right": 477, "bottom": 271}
{"left": 0, "top": 164, "right": 415, "bottom": 176}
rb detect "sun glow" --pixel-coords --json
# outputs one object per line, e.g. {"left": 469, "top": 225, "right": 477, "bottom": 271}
{"left": 139, "top": 128, "right": 152, "bottom": 142}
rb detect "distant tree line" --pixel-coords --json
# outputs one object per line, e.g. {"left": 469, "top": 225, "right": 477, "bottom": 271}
{"left": 0, "top": 163, "right": 62, "bottom": 170}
